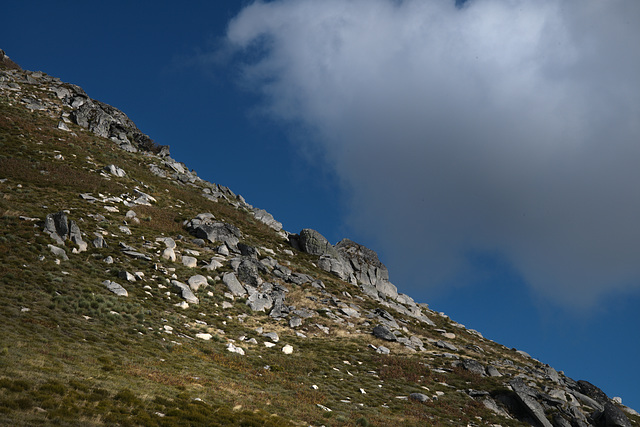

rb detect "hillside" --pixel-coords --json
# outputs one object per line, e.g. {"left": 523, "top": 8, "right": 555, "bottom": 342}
{"left": 0, "top": 49, "right": 637, "bottom": 426}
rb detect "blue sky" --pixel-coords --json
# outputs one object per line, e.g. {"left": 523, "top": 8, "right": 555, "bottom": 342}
{"left": 3, "top": 0, "right": 639, "bottom": 411}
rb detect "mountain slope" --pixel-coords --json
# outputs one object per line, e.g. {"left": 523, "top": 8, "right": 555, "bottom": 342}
{"left": 1, "top": 49, "right": 637, "bottom": 427}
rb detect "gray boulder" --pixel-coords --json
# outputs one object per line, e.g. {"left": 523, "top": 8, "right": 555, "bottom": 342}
{"left": 171, "top": 280, "right": 199, "bottom": 304}
{"left": 486, "top": 365, "right": 502, "bottom": 377}
{"left": 372, "top": 324, "right": 397, "bottom": 342}
{"left": 223, "top": 272, "right": 246, "bottom": 297}
{"left": 460, "top": 358, "right": 485, "bottom": 376}
{"left": 236, "top": 258, "right": 262, "bottom": 286}
{"left": 187, "top": 275, "right": 208, "bottom": 291}
{"left": 435, "top": 340, "right": 458, "bottom": 352}
{"left": 103, "top": 280, "right": 127, "bottom": 297}
{"left": 105, "top": 164, "right": 126, "bottom": 177}
{"left": 48, "top": 244, "right": 69, "bottom": 261}
{"left": 409, "top": 393, "right": 430, "bottom": 403}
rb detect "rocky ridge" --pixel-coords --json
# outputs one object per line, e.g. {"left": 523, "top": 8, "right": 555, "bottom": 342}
{"left": 0, "top": 49, "right": 637, "bottom": 426}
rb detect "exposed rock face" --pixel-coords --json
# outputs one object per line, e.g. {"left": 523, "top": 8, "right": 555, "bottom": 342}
{"left": 294, "top": 230, "right": 399, "bottom": 301}
{"left": 186, "top": 214, "right": 242, "bottom": 251}
{"left": 298, "top": 229, "right": 340, "bottom": 257}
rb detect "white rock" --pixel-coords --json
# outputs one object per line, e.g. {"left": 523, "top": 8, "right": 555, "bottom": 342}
{"left": 264, "top": 342, "right": 276, "bottom": 348}
{"left": 103, "top": 280, "right": 128, "bottom": 297}
{"left": 162, "top": 247, "right": 176, "bottom": 262}
{"left": 196, "top": 333, "right": 213, "bottom": 340}
{"left": 182, "top": 256, "right": 197, "bottom": 268}
{"left": 188, "top": 275, "right": 208, "bottom": 291}
{"left": 226, "top": 343, "right": 245, "bottom": 355}
{"left": 282, "top": 345, "right": 294, "bottom": 354}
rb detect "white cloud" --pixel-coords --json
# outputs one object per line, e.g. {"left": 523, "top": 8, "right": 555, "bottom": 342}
{"left": 226, "top": 0, "right": 640, "bottom": 306}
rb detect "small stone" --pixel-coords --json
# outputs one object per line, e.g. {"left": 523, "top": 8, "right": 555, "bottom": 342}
{"left": 282, "top": 345, "right": 294, "bottom": 354}
{"left": 196, "top": 333, "right": 213, "bottom": 340}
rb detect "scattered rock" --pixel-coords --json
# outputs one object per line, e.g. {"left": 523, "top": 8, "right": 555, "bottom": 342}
{"left": 376, "top": 346, "right": 390, "bottom": 355}
{"left": 118, "top": 271, "right": 136, "bottom": 282}
{"left": 435, "top": 340, "right": 458, "bottom": 352}
{"left": 187, "top": 275, "right": 208, "bottom": 291}
{"left": 262, "top": 332, "right": 279, "bottom": 343}
{"left": 409, "top": 393, "right": 430, "bottom": 403}
{"left": 282, "top": 345, "right": 293, "bottom": 354}
{"left": 162, "top": 247, "right": 176, "bottom": 261}
{"left": 372, "top": 324, "right": 397, "bottom": 341}
{"left": 289, "top": 317, "right": 302, "bottom": 328}
{"left": 171, "top": 280, "right": 199, "bottom": 304}
{"left": 105, "top": 164, "right": 126, "bottom": 177}
{"left": 48, "top": 244, "right": 69, "bottom": 260}
{"left": 226, "top": 343, "right": 245, "bottom": 356}
{"left": 246, "top": 292, "right": 273, "bottom": 312}
{"left": 182, "top": 256, "right": 198, "bottom": 268}
{"left": 103, "top": 280, "right": 127, "bottom": 297}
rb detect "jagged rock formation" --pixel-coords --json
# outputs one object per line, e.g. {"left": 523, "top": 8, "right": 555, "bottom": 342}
{"left": 1, "top": 48, "right": 638, "bottom": 426}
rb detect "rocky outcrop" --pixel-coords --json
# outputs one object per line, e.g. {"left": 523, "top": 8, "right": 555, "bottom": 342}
{"left": 294, "top": 230, "right": 400, "bottom": 301}
{"left": 44, "top": 211, "right": 87, "bottom": 252}
{"left": 185, "top": 213, "right": 242, "bottom": 252}
{"left": 0, "top": 49, "right": 21, "bottom": 70}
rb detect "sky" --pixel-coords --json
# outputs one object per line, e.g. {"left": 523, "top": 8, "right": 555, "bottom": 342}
{"left": 2, "top": 0, "right": 639, "bottom": 411}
